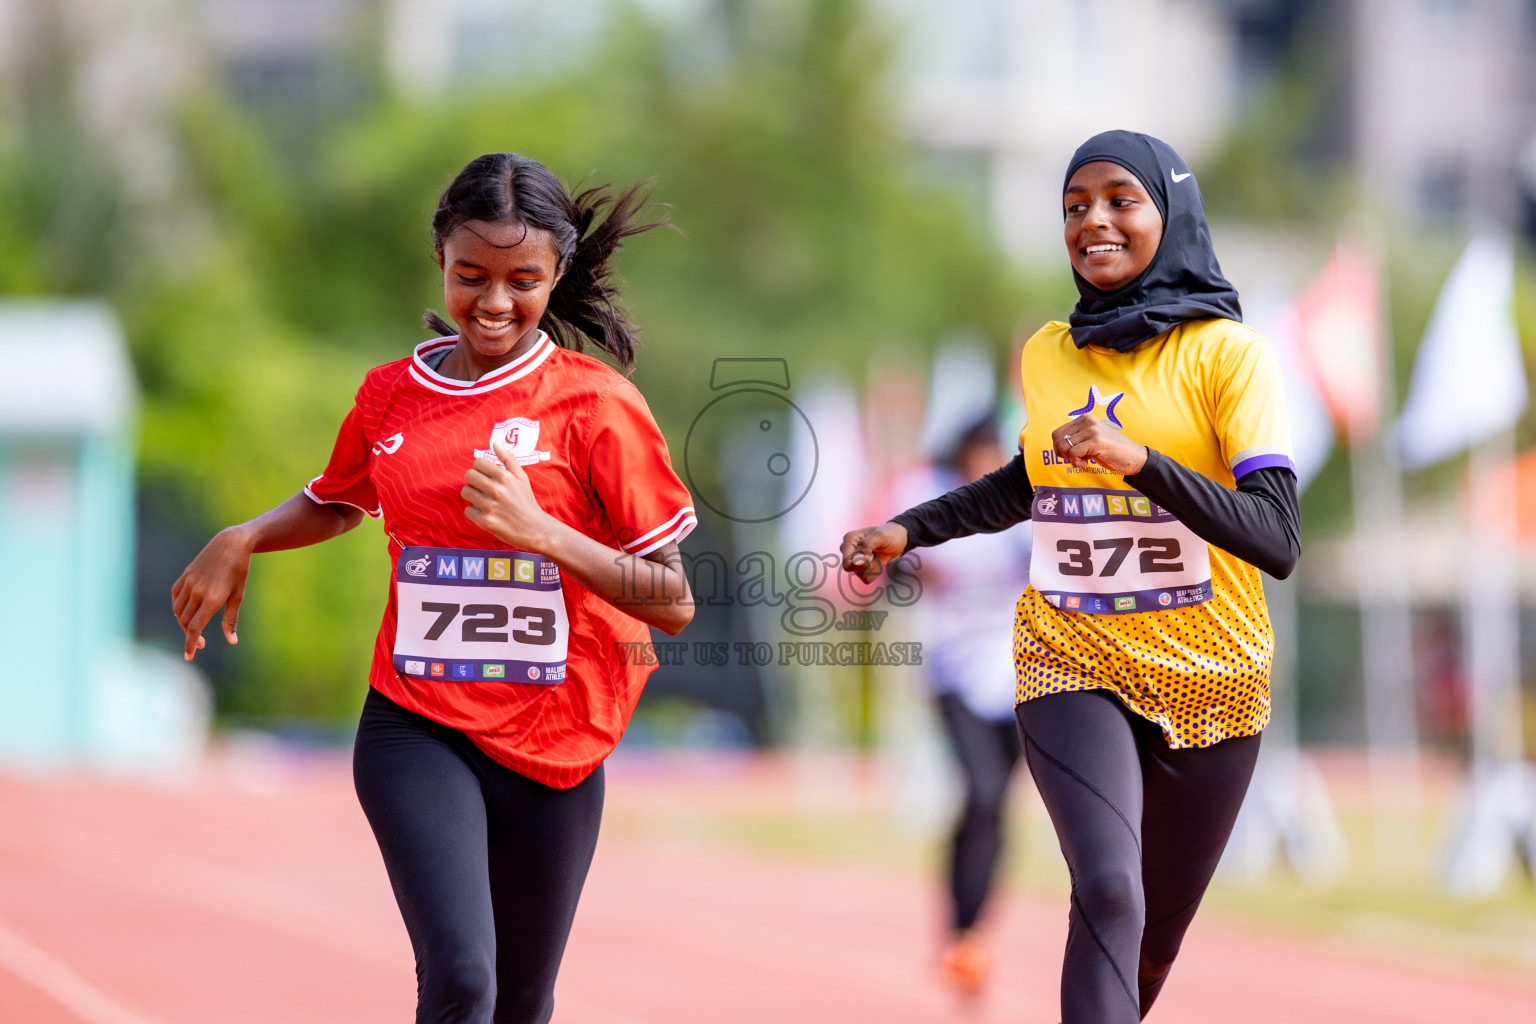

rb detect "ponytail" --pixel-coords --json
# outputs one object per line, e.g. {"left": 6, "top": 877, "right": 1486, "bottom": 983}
{"left": 422, "top": 309, "right": 457, "bottom": 337}
{"left": 424, "top": 153, "right": 663, "bottom": 372}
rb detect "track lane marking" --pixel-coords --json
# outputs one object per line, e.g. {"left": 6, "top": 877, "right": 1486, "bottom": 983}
{"left": 0, "top": 915, "right": 165, "bottom": 1024}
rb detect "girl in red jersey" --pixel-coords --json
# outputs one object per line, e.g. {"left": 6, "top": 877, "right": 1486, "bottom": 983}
{"left": 172, "top": 153, "right": 696, "bottom": 1024}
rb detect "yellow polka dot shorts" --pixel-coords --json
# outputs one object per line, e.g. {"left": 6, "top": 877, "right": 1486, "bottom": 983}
{"left": 1013, "top": 585, "right": 1272, "bottom": 748}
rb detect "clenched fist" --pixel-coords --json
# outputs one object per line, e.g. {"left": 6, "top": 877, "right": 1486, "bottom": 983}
{"left": 462, "top": 440, "right": 556, "bottom": 551}
{"left": 839, "top": 521, "right": 909, "bottom": 584}
{"left": 1051, "top": 413, "right": 1148, "bottom": 475}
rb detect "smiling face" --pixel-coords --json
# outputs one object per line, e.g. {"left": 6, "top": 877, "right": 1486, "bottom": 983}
{"left": 1063, "top": 160, "right": 1164, "bottom": 293}
{"left": 439, "top": 219, "right": 563, "bottom": 368}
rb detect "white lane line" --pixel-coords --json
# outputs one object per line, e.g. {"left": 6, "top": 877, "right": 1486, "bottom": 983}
{"left": 0, "top": 915, "right": 165, "bottom": 1024}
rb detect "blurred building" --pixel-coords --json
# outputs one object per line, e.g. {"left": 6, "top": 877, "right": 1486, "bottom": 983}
{"left": 1354, "top": 0, "right": 1536, "bottom": 234}
{"left": 883, "top": 0, "right": 1242, "bottom": 258}
{"left": 883, "top": 0, "right": 1536, "bottom": 252}
{"left": 7, "top": 0, "right": 1536, "bottom": 246}
{"left": 384, "top": 0, "right": 719, "bottom": 95}
{"left": 0, "top": 301, "right": 209, "bottom": 774}
{"left": 0, "top": 0, "right": 372, "bottom": 198}
{"left": 206, "top": 0, "right": 369, "bottom": 125}
{"left": 377, "top": 0, "right": 1248, "bottom": 258}
{"left": 0, "top": 0, "right": 191, "bottom": 212}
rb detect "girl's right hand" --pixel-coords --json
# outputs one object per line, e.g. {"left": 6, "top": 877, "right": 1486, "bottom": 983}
{"left": 172, "top": 527, "right": 255, "bottom": 661}
{"left": 839, "top": 522, "right": 909, "bottom": 584}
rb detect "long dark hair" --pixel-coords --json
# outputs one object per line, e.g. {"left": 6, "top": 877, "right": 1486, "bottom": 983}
{"left": 425, "top": 153, "right": 661, "bottom": 370}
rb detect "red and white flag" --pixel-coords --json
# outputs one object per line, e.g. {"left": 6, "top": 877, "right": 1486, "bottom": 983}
{"left": 1293, "top": 239, "right": 1386, "bottom": 441}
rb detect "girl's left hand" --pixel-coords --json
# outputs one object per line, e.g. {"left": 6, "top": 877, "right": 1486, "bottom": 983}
{"left": 462, "top": 441, "right": 554, "bottom": 551}
{"left": 1051, "top": 413, "right": 1149, "bottom": 475}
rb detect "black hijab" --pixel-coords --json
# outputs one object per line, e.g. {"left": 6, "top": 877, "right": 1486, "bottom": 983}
{"left": 1063, "top": 130, "right": 1240, "bottom": 352}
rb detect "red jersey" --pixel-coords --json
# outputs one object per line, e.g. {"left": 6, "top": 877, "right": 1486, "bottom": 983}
{"left": 306, "top": 333, "right": 696, "bottom": 787}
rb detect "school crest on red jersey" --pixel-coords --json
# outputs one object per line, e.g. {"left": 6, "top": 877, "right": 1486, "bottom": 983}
{"left": 476, "top": 417, "right": 552, "bottom": 467}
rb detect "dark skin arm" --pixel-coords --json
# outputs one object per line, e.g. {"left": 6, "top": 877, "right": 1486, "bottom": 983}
{"left": 173, "top": 439, "right": 695, "bottom": 661}
{"left": 462, "top": 440, "right": 695, "bottom": 635}
{"left": 172, "top": 493, "right": 365, "bottom": 661}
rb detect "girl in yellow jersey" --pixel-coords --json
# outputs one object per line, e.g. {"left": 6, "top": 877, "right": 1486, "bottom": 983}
{"left": 841, "top": 130, "right": 1299, "bottom": 1023}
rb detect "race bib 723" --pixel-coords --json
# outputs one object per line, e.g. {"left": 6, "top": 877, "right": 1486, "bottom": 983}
{"left": 393, "top": 546, "right": 569, "bottom": 684}
{"left": 1029, "top": 486, "right": 1212, "bottom": 614}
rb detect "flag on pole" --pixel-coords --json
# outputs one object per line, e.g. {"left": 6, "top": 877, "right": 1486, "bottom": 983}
{"left": 1413, "top": 235, "right": 1536, "bottom": 898}
{"left": 1295, "top": 236, "right": 1422, "bottom": 873}
{"left": 1293, "top": 239, "right": 1386, "bottom": 441}
{"left": 1245, "top": 286, "right": 1334, "bottom": 491}
{"left": 1225, "top": 287, "right": 1346, "bottom": 886}
{"left": 1396, "top": 233, "right": 1526, "bottom": 469}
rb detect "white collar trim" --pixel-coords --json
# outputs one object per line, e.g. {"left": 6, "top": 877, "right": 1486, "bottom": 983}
{"left": 408, "top": 332, "right": 555, "bottom": 396}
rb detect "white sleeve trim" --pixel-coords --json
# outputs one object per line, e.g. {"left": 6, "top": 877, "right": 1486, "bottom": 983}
{"left": 1227, "top": 444, "right": 1292, "bottom": 469}
{"left": 305, "top": 476, "right": 383, "bottom": 519}
{"left": 626, "top": 507, "right": 698, "bottom": 557}
{"left": 622, "top": 506, "right": 696, "bottom": 552}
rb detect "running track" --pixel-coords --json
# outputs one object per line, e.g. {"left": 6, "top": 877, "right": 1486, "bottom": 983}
{"left": 0, "top": 749, "right": 1532, "bottom": 1023}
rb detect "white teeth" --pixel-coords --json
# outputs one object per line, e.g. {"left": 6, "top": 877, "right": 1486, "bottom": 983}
{"left": 1085, "top": 244, "right": 1125, "bottom": 255}
{"left": 474, "top": 317, "right": 512, "bottom": 330}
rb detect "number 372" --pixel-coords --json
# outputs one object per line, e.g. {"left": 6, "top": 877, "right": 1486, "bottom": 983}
{"left": 420, "top": 603, "right": 558, "bottom": 645}
{"left": 1057, "top": 538, "right": 1183, "bottom": 577}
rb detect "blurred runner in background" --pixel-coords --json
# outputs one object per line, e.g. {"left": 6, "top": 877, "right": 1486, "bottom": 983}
{"left": 888, "top": 345, "right": 1032, "bottom": 998}
{"left": 896, "top": 411, "right": 1031, "bottom": 997}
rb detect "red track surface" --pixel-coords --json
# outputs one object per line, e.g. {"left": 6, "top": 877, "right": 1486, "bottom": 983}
{"left": 0, "top": 749, "right": 1533, "bottom": 1023}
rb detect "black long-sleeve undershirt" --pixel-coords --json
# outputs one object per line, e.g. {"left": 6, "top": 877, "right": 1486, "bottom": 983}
{"left": 889, "top": 450, "right": 1300, "bottom": 580}
{"left": 891, "top": 454, "right": 1035, "bottom": 547}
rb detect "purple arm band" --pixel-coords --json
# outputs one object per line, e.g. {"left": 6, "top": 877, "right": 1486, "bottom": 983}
{"left": 1232, "top": 453, "right": 1297, "bottom": 479}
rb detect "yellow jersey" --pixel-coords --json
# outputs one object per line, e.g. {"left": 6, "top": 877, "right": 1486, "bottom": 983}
{"left": 1013, "top": 318, "right": 1293, "bottom": 747}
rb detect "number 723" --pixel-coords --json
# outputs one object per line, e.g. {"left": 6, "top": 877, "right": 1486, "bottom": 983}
{"left": 419, "top": 602, "right": 558, "bottom": 645}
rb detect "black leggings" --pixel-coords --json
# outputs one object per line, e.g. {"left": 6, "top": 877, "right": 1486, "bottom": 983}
{"left": 1015, "top": 689, "right": 1260, "bottom": 1023}
{"left": 936, "top": 693, "right": 1023, "bottom": 932}
{"left": 353, "top": 688, "right": 604, "bottom": 1024}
